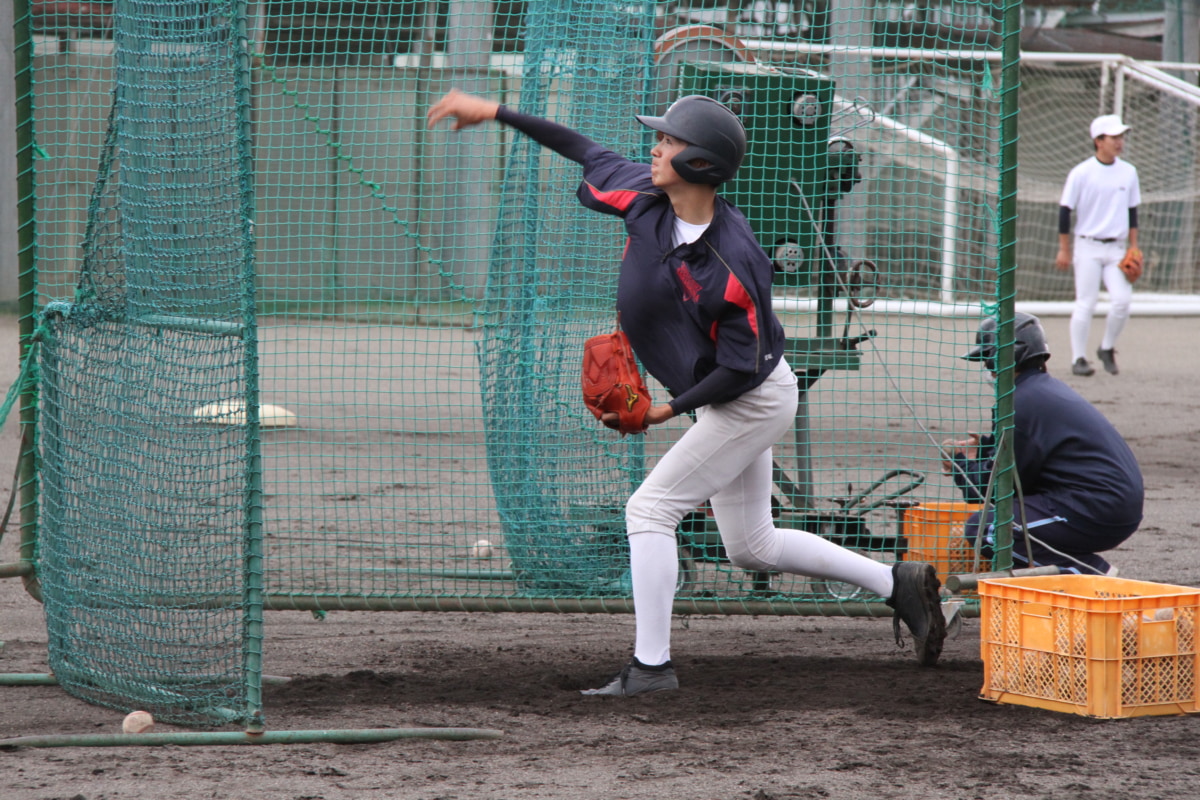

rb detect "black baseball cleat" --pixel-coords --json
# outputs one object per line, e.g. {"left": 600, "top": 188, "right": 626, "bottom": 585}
{"left": 1096, "top": 348, "right": 1119, "bottom": 375}
{"left": 1072, "top": 357, "right": 1095, "bottom": 376}
{"left": 580, "top": 658, "right": 679, "bottom": 696}
{"left": 886, "top": 562, "right": 947, "bottom": 667}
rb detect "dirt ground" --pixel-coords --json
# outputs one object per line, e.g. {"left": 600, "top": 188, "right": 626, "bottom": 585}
{"left": 3, "top": 312, "right": 1200, "bottom": 800}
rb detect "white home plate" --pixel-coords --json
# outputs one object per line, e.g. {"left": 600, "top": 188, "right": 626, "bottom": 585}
{"left": 193, "top": 400, "right": 298, "bottom": 428}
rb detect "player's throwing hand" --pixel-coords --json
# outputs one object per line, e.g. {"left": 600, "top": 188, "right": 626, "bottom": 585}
{"left": 426, "top": 89, "right": 501, "bottom": 130}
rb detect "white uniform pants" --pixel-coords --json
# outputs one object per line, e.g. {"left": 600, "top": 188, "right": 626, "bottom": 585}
{"left": 624, "top": 360, "right": 893, "bottom": 666}
{"left": 1070, "top": 236, "right": 1132, "bottom": 362}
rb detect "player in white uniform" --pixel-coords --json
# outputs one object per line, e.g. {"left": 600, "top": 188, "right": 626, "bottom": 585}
{"left": 1055, "top": 114, "right": 1141, "bottom": 376}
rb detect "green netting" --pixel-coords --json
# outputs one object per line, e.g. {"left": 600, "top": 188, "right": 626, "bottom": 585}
{"left": 473, "top": 0, "right": 655, "bottom": 595}
{"left": 31, "top": 0, "right": 260, "bottom": 727}
{"left": 18, "top": 0, "right": 1030, "bottom": 726}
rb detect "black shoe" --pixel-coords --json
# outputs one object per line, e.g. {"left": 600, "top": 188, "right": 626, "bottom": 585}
{"left": 580, "top": 658, "right": 679, "bottom": 696}
{"left": 885, "top": 562, "right": 946, "bottom": 667}
{"left": 1072, "top": 358, "right": 1095, "bottom": 377}
{"left": 1096, "top": 348, "right": 1119, "bottom": 375}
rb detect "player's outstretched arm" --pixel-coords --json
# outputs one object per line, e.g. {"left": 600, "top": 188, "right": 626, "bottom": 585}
{"left": 432, "top": 90, "right": 600, "bottom": 166}
{"left": 426, "top": 89, "right": 500, "bottom": 130}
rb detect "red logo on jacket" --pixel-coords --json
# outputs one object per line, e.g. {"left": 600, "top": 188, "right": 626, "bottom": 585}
{"left": 675, "top": 262, "right": 702, "bottom": 303}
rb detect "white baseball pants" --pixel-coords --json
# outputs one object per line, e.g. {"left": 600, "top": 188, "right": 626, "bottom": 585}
{"left": 624, "top": 359, "right": 894, "bottom": 666}
{"left": 1070, "top": 236, "right": 1133, "bottom": 362}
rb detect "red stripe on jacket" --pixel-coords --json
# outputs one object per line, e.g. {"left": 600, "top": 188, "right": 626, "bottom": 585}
{"left": 586, "top": 183, "right": 639, "bottom": 212}
{"left": 723, "top": 274, "right": 759, "bottom": 339}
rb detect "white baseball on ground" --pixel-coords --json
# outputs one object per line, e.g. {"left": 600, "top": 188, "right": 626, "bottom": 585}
{"left": 122, "top": 710, "right": 155, "bottom": 734}
{"left": 470, "top": 539, "right": 494, "bottom": 559}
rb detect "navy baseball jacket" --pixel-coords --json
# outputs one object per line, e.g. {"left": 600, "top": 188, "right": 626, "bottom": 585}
{"left": 496, "top": 107, "right": 787, "bottom": 416}
{"left": 951, "top": 369, "right": 1143, "bottom": 534}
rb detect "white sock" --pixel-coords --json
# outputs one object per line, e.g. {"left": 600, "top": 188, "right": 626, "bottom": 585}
{"left": 629, "top": 532, "right": 677, "bottom": 666}
{"left": 774, "top": 529, "right": 894, "bottom": 598}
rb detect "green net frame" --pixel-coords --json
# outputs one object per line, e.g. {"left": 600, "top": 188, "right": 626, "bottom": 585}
{"left": 13, "top": 0, "right": 1027, "bottom": 726}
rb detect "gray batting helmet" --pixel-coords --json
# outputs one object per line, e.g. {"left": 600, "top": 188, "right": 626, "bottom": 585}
{"left": 963, "top": 312, "right": 1051, "bottom": 372}
{"left": 635, "top": 95, "right": 747, "bottom": 185}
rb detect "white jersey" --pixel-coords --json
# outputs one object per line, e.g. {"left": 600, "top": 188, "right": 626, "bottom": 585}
{"left": 1059, "top": 156, "right": 1141, "bottom": 240}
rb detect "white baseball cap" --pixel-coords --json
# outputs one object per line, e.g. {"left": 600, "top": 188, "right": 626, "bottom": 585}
{"left": 1090, "top": 114, "right": 1131, "bottom": 139}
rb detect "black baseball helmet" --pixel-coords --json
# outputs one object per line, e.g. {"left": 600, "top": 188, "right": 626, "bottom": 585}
{"left": 963, "top": 312, "right": 1051, "bottom": 372}
{"left": 635, "top": 95, "right": 747, "bottom": 185}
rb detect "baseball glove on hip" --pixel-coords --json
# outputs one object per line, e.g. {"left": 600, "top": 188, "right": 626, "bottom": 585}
{"left": 1119, "top": 246, "right": 1144, "bottom": 283}
{"left": 582, "top": 329, "right": 651, "bottom": 436}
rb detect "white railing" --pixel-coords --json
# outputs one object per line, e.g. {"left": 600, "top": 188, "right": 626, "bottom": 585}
{"left": 745, "top": 43, "right": 1200, "bottom": 314}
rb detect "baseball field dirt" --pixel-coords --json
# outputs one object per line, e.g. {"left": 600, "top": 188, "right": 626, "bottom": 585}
{"left": 2, "top": 312, "right": 1199, "bottom": 800}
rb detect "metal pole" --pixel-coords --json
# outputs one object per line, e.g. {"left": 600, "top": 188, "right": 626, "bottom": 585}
{"left": 0, "top": 0, "right": 19, "bottom": 306}
{"left": 0, "top": 727, "right": 504, "bottom": 749}
{"left": 0, "top": 673, "right": 58, "bottom": 686}
{"left": 944, "top": 565, "right": 1061, "bottom": 593}
{"left": 0, "top": 560, "right": 34, "bottom": 579}
{"left": 1099, "top": 60, "right": 1110, "bottom": 115}
{"left": 991, "top": 0, "right": 1021, "bottom": 572}
{"left": 824, "top": 0, "right": 877, "bottom": 268}
{"left": 0, "top": 673, "right": 293, "bottom": 687}
{"left": 12, "top": 0, "right": 41, "bottom": 602}
{"left": 234, "top": 0, "right": 266, "bottom": 733}
{"left": 252, "top": 593, "right": 905, "bottom": 617}
{"left": 939, "top": 151, "right": 960, "bottom": 303}
{"left": 792, "top": 392, "right": 813, "bottom": 507}
{"left": 1163, "top": 0, "right": 1200, "bottom": 87}
{"left": 435, "top": 0, "right": 497, "bottom": 300}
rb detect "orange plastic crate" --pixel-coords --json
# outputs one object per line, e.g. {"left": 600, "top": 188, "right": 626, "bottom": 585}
{"left": 901, "top": 502, "right": 984, "bottom": 590}
{"left": 978, "top": 575, "right": 1200, "bottom": 718}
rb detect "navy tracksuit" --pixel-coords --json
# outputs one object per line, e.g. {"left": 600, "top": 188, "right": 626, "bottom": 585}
{"left": 951, "top": 369, "right": 1143, "bottom": 573}
{"left": 496, "top": 106, "right": 786, "bottom": 416}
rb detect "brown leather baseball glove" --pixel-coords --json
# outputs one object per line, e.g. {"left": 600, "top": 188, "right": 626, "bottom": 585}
{"left": 582, "top": 329, "right": 651, "bottom": 436}
{"left": 1119, "top": 246, "right": 1144, "bottom": 283}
